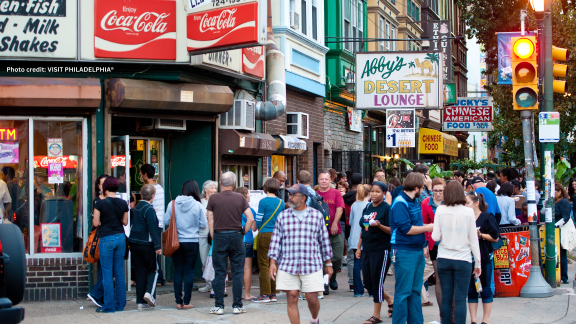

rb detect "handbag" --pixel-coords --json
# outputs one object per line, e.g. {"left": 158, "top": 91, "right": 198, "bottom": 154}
{"left": 83, "top": 226, "right": 100, "bottom": 263}
{"left": 560, "top": 214, "right": 576, "bottom": 251}
{"left": 163, "top": 200, "right": 180, "bottom": 257}
{"left": 253, "top": 200, "right": 282, "bottom": 250}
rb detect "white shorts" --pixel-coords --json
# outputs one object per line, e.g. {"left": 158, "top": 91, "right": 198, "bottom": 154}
{"left": 276, "top": 269, "right": 324, "bottom": 293}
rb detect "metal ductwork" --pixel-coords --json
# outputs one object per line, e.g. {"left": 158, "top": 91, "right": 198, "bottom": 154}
{"left": 255, "top": 0, "right": 286, "bottom": 121}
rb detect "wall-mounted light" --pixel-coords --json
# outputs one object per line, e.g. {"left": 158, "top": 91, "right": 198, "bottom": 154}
{"left": 458, "top": 143, "right": 462, "bottom": 148}
{"left": 394, "top": 154, "right": 400, "bottom": 159}
{"left": 469, "top": 146, "right": 474, "bottom": 152}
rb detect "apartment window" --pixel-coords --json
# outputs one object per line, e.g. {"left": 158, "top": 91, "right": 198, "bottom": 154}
{"left": 312, "top": 0, "right": 318, "bottom": 40}
{"left": 344, "top": 0, "right": 351, "bottom": 51}
{"left": 385, "top": 22, "right": 390, "bottom": 51}
{"left": 379, "top": 17, "right": 385, "bottom": 51}
{"left": 302, "top": 0, "right": 307, "bottom": 35}
{"left": 352, "top": 0, "right": 357, "bottom": 52}
{"left": 390, "top": 25, "right": 395, "bottom": 51}
{"left": 358, "top": 0, "right": 363, "bottom": 52}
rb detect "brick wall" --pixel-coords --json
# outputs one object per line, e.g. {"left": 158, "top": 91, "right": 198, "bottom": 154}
{"left": 25, "top": 257, "right": 89, "bottom": 302}
{"left": 324, "top": 110, "right": 364, "bottom": 172}
{"left": 263, "top": 89, "right": 325, "bottom": 179}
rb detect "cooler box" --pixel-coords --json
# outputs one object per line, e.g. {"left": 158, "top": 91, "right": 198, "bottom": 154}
{"left": 494, "top": 226, "right": 531, "bottom": 297}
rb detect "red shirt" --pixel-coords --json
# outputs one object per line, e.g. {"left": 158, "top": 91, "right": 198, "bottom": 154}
{"left": 318, "top": 188, "right": 345, "bottom": 235}
{"left": 421, "top": 197, "right": 436, "bottom": 250}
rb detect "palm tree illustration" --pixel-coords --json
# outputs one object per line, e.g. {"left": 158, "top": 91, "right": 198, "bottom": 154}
{"left": 425, "top": 53, "right": 440, "bottom": 77}
{"left": 409, "top": 61, "right": 416, "bottom": 75}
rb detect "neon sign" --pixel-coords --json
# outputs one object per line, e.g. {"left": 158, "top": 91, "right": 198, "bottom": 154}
{"left": 0, "top": 128, "right": 17, "bottom": 141}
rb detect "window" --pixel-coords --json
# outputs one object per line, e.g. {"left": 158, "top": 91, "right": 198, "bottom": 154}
{"left": 431, "top": 0, "right": 438, "bottom": 14}
{"left": 302, "top": 0, "right": 307, "bottom": 35}
{"left": 386, "top": 22, "right": 390, "bottom": 51}
{"left": 344, "top": 0, "right": 351, "bottom": 51}
{"left": 358, "top": 0, "right": 363, "bottom": 52}
{"left": 312, "top": 0, "right": 318, "bottom": 40}
{"left": 390, "top": 26, "right": 395, "bottom": 50}
{"left": 352, "top": 0, "right": 357, "bottom": 52}
{"left": 379, "top": 17, "right": 385, "bottom": 51}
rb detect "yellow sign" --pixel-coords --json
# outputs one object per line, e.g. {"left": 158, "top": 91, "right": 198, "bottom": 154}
{"left": 539, "top": 227, "right": 561, "bottom": 286}
{"left": 418, "top": 128, "right": 458, "bottom": 156}
{"left": 494, "top": 238, "right": 510, "bottom": 269}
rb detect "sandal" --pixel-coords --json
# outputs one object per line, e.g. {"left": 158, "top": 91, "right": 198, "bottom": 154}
{"left": 387, "top": 304, "right": 393, "bottom": 318}
{"left": 364, "top": 316, "right": 383, "bottom": 324}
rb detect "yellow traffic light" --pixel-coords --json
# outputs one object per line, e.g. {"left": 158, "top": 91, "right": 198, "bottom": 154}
{"left": 511, "top": 36, "right": 538, "bottom": 110}
{"left": 552, "top": 45, "right": 569, "bottom": 94}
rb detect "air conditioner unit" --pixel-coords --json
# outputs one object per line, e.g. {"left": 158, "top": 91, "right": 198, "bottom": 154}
{"left": 286, "top": 112, "right": 308, "bottom": 139}
{"left": 289, "top": 11, "right": 300, "bottom": 30}
{"left": 140, "top": 118, "right": 186, "bottom": 131}
{"left": 220, "top": 99, "right": 256, "bottom": 131}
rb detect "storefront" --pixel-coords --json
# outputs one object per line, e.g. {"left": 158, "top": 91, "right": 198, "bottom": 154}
{"left": 418, "top": 128, "right": 459, "bottom": 169}
{"left": 267, "top": 135, "right": 307, "bottom": 187}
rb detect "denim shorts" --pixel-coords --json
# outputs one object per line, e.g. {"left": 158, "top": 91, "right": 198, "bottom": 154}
{"left": 245, "top": 243, "right": 254, "bottom": 258}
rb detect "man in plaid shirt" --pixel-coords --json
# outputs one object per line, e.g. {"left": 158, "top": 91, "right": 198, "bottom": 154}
{"left": 268, "top": 184, "right": 333, "bottom": 324}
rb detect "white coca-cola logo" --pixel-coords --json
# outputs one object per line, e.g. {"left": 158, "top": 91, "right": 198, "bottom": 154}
{"left": 40, "top": 157, "right": 69, "bottom": 167}
{"left": 101, "top": 10, "right": 170, "bottom": 33}
{"left": 199, "top": 8, "right": 237, "bottom": 33}
{"left": 111, "top": 157, "right": 125, "bottom": 167}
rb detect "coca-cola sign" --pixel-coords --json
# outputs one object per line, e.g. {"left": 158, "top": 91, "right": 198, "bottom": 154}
{"left": 95, "top": 0, "right": 177, "bottom": 60}
{"left": 242, "top": 46, "right": 264, "bottom": 78}
{"left": 110, "top": 156, "right": 126, "bottom": 168}
{"left": 186, "top": 0, "right": 267, "bottom": 53}
{"left": 34, "top": 156, "right": 78, "bottom": 169}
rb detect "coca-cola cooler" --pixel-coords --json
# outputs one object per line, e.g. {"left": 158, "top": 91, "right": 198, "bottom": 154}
{"left": 39, "top": 198, "right": 73, "bottom": 253}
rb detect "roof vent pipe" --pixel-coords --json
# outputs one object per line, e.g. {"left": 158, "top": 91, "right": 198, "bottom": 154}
{"left": 255, "top": 0, "right": 286, "bottom": 120}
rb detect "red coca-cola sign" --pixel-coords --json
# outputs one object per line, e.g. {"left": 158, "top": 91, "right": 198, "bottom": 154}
{"left": 242, "top": 46, "right": 264, "bottom": 78}
{"left": 34, "top": 156, "right": 78, "bottom": 169}
{"left": 187, "top": 3, "right": 259, "bottom": 53}
{"left": 95, "top": 0, "right": 177, "bottom": 60}
{"left": 110, "top": 156, "right": 126, "bottom": 168}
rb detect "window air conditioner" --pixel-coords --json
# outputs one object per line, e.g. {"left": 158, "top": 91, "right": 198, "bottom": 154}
{"left": 220, "top": 99, "right": 256, "bottom": 131}
{"left": 140, "top": 118, "right": 186, "bottom": 131}
{"left": 290, "top": 11, "right": 300, "bottom": 30}
{"left": 286, "top": 112, "right": 309, "bottom": 139}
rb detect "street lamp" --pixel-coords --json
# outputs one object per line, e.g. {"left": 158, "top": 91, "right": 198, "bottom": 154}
{"left": 530, "top": 0, "right": 544, "bottom": 12}
{"left": 344, "top": 72, "right": 355, "bottom": 93}
{"left": 458, "top": 143, "right": 462, "bottom": 148}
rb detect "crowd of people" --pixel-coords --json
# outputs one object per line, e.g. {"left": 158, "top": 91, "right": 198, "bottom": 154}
{"left": 84, "top": 164, "right": 574, "bottom": 323}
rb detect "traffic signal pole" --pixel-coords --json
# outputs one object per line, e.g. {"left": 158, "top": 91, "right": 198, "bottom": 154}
{"left": 542, "top": 0, "right": 557, "bottom": 288}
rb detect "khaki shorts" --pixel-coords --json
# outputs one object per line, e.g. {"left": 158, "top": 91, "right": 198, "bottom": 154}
{"left": 276, "top": 269, "right": 324, "bottom": 293}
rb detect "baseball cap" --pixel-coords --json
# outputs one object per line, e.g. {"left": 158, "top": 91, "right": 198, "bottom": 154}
{"left": 351, "top": 173, "right": 363, "bottom": 185}
{"left": 286, "top": 184, "right": 309, "bottom": 197}
{"left": 470, "top": 176, "right": 484, "bottom": 185}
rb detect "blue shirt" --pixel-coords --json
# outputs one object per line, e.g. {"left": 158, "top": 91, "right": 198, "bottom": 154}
{"left": 475, "top": 187, "right": 501, "bottom": 216}
{"left": 242, "top": 207, "right": 256, "bottom": 244}
{"left": 390, "top": 191, "right": 427, "bottom": 251}
{"left": 256, "top": 197, "right": 285, "bottom": 233}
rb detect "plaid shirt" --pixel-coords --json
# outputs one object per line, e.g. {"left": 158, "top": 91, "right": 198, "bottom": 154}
{"left": 268, "top": 207, "right": 333, "bottom": 275}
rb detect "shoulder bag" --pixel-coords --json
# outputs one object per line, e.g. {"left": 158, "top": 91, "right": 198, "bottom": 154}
{"left": 163, "top": 200, "right": 180, "bottom": 257}
{"left": 560, "top": 213, "right": 576, "bottom": 251}
{"left": 83, "top": 226, "right": 100, "bottom": 263}
{"left": 253, "top": 200, "right": 282, "bottom": 250}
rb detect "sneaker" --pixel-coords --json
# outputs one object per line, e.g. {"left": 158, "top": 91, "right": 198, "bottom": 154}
{"left": 209, "top": 307, "right": 224, "bottom": 315}
{"left": 269, "top": 294, "right": 277, "bottom": 302}
{"left": 198, "top": 283, "right": 212, "bottom": 293}
{"left": 252, "top": 294, "right": 271, "bottom": 303}
{"left": 233, "top": 307, "right": 247, "bottom": 314}
{"left": 138, "top": 303, "right": 151, "bottom": 310}
{"left": 143, "top": 292, "right": 156, "bottom": 307}
{"left": 349, "top": 285, "right": 354, "bottom": 292}
{"left": 298, "top": 295, "right": 305, "bottom": 300}
{"left": 329, "top": 280, "right": 338, "bottom": 291}
{"left": 318, "top": 294, "right": 324, "bottom": 299}
{"left": 87, "top": 294, "right": 102, "bottom": 308}
{"left": 323, "top": 284, "right": 330, "bottom": 295}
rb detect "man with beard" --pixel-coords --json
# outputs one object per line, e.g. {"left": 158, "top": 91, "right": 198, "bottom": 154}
{"left": 268, "top": 184, "right": 333, "bottom": 324}
{"left": 390, "top": 173, "right": 434, "bottom": 324}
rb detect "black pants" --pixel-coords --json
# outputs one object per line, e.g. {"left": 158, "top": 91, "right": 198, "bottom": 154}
{"left": 130, "top": 243, "right": 158, "bottom": 304}
{"left": 213, "top": 231, "right": 245, "bottom": 309}
{"left": 173, "top": 242, "right": 199, "bottom": 305}
{"left": 362, "top": 249, "right": 391, "bottom": 303}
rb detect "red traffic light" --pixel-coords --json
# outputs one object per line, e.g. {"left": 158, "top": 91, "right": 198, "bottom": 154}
{"left": 513, "top": 38, "right": 535, "bottom": 59}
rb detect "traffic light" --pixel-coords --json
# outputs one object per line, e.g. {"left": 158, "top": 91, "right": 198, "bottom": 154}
{"left": 552, "top": 45, "right": 569, "bottom": 93}
{"left": 511, "top": 36, "right": 538, "bottom": 110}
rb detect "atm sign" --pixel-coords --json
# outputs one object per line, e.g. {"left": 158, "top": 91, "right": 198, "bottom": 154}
{"left": 0, "top": 128, "right": 17, "bottom": 141}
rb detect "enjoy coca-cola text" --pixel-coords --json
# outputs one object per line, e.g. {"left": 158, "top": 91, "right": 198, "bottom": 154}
{"left": 101, "top": 10, "right": 170, "bottom": 33}
{"left": 111, "top": 156, "right": 126, "bottom": 167}
{"left": 198, "top": 8, "right": 237, "bottom": 33}
{"left": 39, "top": 156, "right": 69, "bottom": 167}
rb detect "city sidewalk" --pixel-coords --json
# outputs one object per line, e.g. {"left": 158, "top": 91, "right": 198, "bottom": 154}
{"left": 20, "top": 262, "right": 576, "bottom": 324}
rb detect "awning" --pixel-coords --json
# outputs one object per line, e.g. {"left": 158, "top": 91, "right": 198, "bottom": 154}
{"left": 273, "top": 135, "right": 307, "bottom": 155}
{"left": 418, "top": 128, "right": 458, "bottom": 157}
{"left": 219, "top": 129, "right": 276, "bottom": 157}
{"left": 0, "top": 77, "right": 101, "bottom": 108}
{"left": 107, "top": 78, "right": 234, "bottom": 120}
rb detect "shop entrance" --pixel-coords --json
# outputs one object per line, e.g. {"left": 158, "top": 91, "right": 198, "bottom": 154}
{"left": 111, "top": 135, "right": 165, "bottom": 291}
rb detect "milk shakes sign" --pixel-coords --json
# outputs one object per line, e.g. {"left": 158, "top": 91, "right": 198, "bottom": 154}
{"left": 0, "top": 0, "right": 77, "bottom": 58}
{"left": 443, "top": 97, "right": 494, "bottom": 131}
{"left": 95, "top": 0, "right": 176, "bottom": 60}
{"left": 356, "top": 52, "right": 444, "bottom": 109}
{"left": 186, "top": 0, "right": 267, "bottom": 53}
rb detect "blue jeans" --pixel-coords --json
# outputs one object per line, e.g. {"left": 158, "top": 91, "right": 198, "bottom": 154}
{"left": 437, "top": 258, "right": 472, "bottom": 324}
{"left": 172, "top": 242, "right": 199, "bottom": 305}
{"left": 561, "top": 247, "right": 568, "bottom": 282}
{"left": 353, "top": 249, "right": 364, "bottom": 296}
{"left": 468, "top": 262, "right": 494, "bottom": 304}
{"left": 212, "top": 231, "right": 245, "bottom": 309}
{"left": 88, "top": 262, "right": 104, "bottom": 305}
{"left": 99, "top": 233, "right": 126, "bottom": 313}
{"left": 392, "top": 249, "right": 424, "bottom": 324}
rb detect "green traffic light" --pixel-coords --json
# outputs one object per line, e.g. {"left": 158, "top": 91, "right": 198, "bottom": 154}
{"left": 515, "top": 88, "right": 538, "bottom": 107}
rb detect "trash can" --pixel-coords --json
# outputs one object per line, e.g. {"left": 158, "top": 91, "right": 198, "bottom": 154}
{"left": 494, "top": 225, "right": 531, "bottom": 297}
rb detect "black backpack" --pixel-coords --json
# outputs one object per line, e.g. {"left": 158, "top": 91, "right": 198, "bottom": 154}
{"left": 308, "top": 192, "right": 331, "bottom": 229}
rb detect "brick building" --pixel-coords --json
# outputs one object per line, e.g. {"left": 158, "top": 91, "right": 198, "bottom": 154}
{"left": 25, "top": 258, "right": 88, "bottom": 302}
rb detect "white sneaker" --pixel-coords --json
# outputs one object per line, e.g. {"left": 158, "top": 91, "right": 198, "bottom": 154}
{"left": 318, "top": 294, "right": 324, "bottom": 299}
{"left": 87, "top": 294, "right": 102, "bottom": 308}
{"left": 198, "top": 283, "right": 212, "bottom": 293}
{"left": 143, "top": 292, "right": 156, "bottom": 307}
{"left": 233, "top": 307, "right": 247, "bottom": 314}
{"left": 209, "top": 307, "right": 224, "bottom": 315}
{"left": 138, "top": 303, "right": 151, "bottom": 310}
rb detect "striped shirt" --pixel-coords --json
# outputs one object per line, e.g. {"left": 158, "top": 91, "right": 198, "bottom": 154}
{"left": 268, "top": 207, "right": 333, "bottom": 275}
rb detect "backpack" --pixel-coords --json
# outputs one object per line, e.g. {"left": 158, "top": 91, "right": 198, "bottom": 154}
{"left": 309, "top": 193, "right": 331, "bottom": 229}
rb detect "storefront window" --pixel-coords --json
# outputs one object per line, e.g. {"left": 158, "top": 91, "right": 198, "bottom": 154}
{"left": 222, "top": 165, "right": 255, "bottom": 189}
{"left": 271, "top": 155, "right": 286, "bottom": 176}
{"left": 0, "top": 120, "right": 30, "bottom": 253}
{"left": 32, "top": 120, "right": 84, "bottom": 254}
